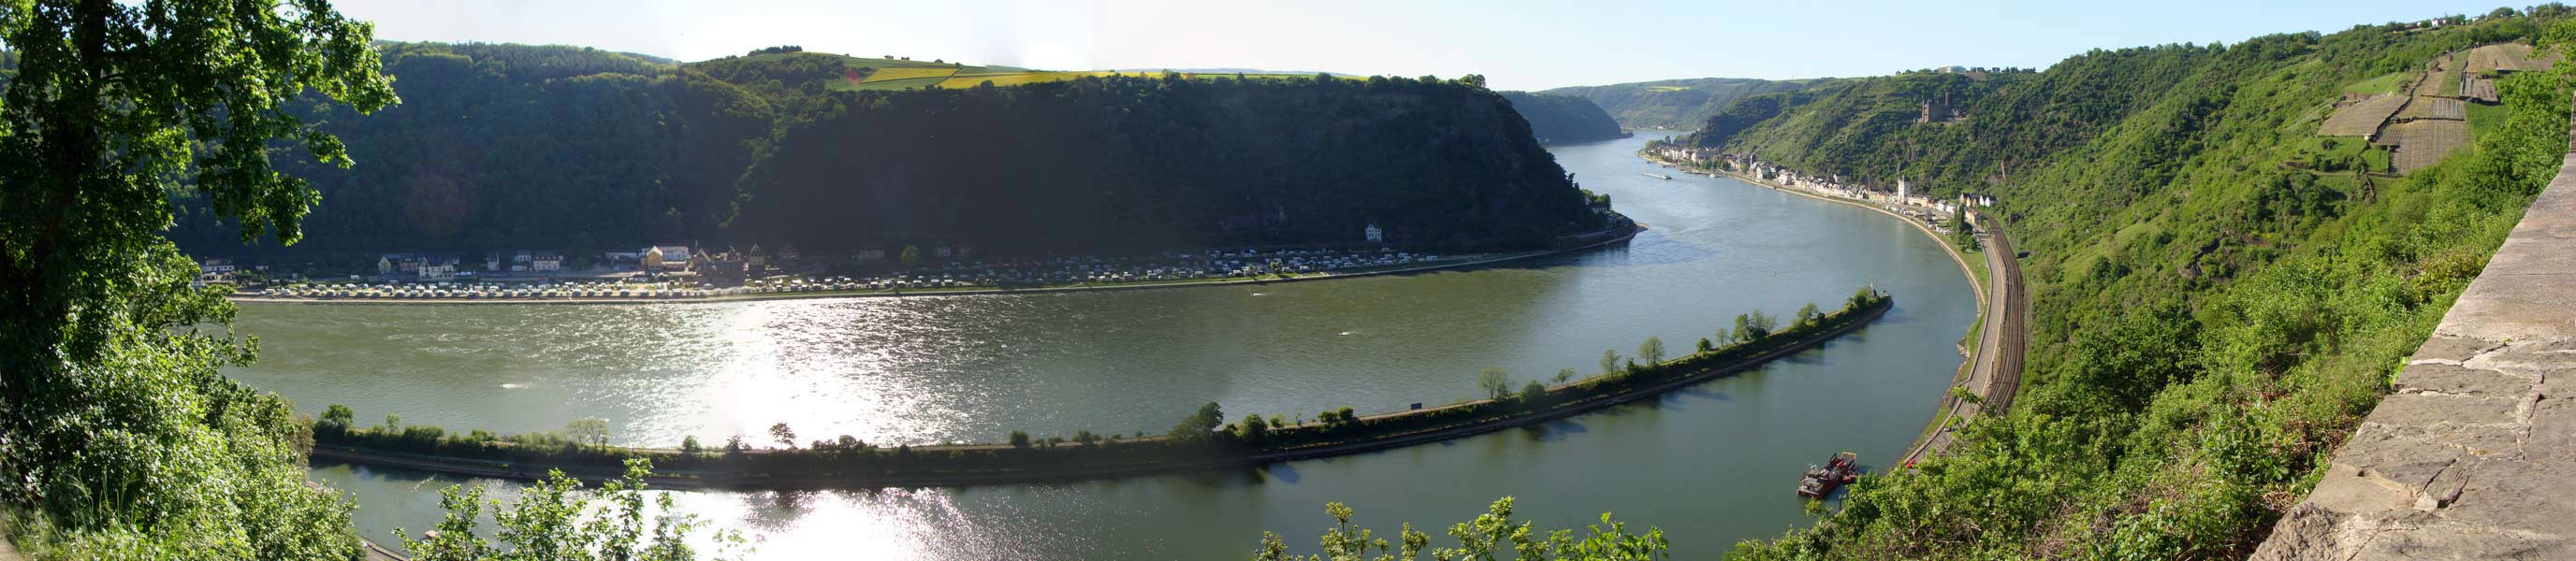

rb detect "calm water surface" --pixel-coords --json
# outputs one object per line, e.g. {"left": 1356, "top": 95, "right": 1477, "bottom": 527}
{"left": 244, "top": 133, "right": 1978, "bottom": 559}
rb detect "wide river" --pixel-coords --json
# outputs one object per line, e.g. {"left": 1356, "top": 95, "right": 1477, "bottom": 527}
{"left": 232, "top": 133, "right": 1978, "bottom": 559}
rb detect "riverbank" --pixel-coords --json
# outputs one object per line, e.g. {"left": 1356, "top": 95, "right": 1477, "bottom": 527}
{"left": 231, "top": 227, "right": 1639, "bottom": 307}
{"left": 1636, "top": 151, "right": 2012, "bottom": 467}
{"left": 308, "top": 293, "right": 1892, "bottom": 490}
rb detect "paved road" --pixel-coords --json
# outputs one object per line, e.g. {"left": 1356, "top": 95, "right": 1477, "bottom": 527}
{"left": 1902, "top": 218, "right": 2026, "bottom": 467}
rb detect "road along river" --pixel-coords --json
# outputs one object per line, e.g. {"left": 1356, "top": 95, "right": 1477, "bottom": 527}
{"left": 237, "top": 133, "right": 1979, "bottom": 559}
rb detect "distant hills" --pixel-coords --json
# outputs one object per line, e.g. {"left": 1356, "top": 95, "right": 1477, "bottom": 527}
{"left": 1497, "top": 92, "right": 1627, "bottom": 144}
{"left": 1540, "top": 77, "right": 1827, "bottom": 129}
{"left": 169, "top": 43, "right": 1609, "bottom": 260}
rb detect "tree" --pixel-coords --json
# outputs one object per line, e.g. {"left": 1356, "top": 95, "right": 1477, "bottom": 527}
{"left": 1235, "top": 414, "right": 1271, "bottom": 443}
{"left": 1696, "top": 338, "right": 1715, "bottom": 352}
{"left": 1009, "top": 430, "right": 1032, "bottom": 449}
{"left": 1599, "top": 349, "right": 1623, "bottom": 377}
{"left": 565, "top": 418, "right": 611, "bottom": 446}
{"left": 1170, "top": 402, "right": 1226, "bottom": 442}
{"left": 680, "top": 435, "right": 705, "bottom": 456}
{"left": 320, "top": 404, "right": 357, "bottom": 434}
{"left": 1519, "top": 381, "right": 1550, "bottom": 405}
{"left": 1637, "top": 337, "right": 1666, "bottom": 366}
{"left": 0, "top": 1, "right": 397, "bottom": 556}
{"left": 1742, "top": 309, "right": 1778, "bottom": 339}
{"left": 769, "top": 423, "right": 797, "bottom": 449}
{"left": 1555, "top": 368, "right": 1577, "bottom": 384}
{"left": 1796, "top": 303, "right": 1821, "bottom": 326}
{"left": 1477, "top": 367, "right": 1512, "bottom": 400}
{"left": 899, "top": 244, "right": 923, "bottom": 267}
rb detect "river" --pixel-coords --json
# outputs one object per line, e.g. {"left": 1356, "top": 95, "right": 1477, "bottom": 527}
{"left": 234, "top": 133, "right": 1978, "bottom": 559}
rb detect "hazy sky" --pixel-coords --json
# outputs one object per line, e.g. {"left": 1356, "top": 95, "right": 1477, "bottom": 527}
{"left": 342, "top": 0, "right": 2516, "bottom": 91}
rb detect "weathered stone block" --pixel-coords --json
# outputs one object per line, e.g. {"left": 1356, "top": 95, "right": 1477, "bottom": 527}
{"left": 2394, "top": 363, "right": 2535, "bottom": 396}
{"left": 2367, "top": 393, "right": 2524, "bottom": 428}
{"left": 2410, "top": 335, "right": 2500, "bottom": 365}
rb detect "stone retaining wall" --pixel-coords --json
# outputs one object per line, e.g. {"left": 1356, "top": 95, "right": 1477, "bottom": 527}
{"left": 2251, "top": 96, "right": 2576, "bottom": 560}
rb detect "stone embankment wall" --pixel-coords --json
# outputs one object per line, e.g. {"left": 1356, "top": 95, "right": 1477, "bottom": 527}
{"left": 2252, "top": 99, "right": 2576, "bottom": 560}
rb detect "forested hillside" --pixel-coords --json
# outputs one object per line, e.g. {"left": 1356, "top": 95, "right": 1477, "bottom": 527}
{"left": 1498, "top": 91, "right": 1628, "bottom": 144}
{"left": 169, "top": 44, "right": 1605, "bottom": 260}
{"left": 1540, "top": 77, "right": 1824, "bottom": 129}
{"left": 1711, "top": 8, "right": 2576, "bottom": 559}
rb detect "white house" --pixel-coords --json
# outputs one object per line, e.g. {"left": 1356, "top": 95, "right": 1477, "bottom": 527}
{"left": 418, "top": 261, "right": 457, "bottom": 281}
{"left": 197, "top": 258, "right": 235, "bottom": 275}
{"left": 1364, "top": 223, "right": 1385, "bottom": 243}
{"left": 532, "top": 252, "right": 564, "bottom": 272}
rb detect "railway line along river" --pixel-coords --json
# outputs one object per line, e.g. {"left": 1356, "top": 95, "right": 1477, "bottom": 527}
{"left": 231, "top": 133, "right": 1980, "bottom": 559}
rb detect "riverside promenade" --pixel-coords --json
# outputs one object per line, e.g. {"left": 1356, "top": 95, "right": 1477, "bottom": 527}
{"left": 229, "top": 227, "right": 1638, "bottom": 307}
{"left": 2252, "top": 99, "right": 2576, "bottom": 559}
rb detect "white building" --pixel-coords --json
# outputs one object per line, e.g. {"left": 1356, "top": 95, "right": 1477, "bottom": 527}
{"left": 1364, "top": 223, "right": 1385, "bottom": 243}
{"left": 532, "top": 252, "right": 564, "bottom": 272}
{"left": 418, "top": 262, "right": 456, "bottom": 281}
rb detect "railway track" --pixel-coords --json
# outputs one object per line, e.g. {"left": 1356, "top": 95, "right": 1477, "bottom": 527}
{"left": 1902, "top": 218, "right": 2025, "bottom": 467}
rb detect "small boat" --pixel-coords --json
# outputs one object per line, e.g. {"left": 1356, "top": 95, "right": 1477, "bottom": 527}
{"left": 1796, "top": 452, "right": 1860, "bottom": 498}
{"left": 1642, "top": 172, "right": 1673, "bottom": 180}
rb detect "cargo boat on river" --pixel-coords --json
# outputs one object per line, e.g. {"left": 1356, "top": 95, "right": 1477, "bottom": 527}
{"left": 1796, "top": 452, "right": 1859, "bottom": 498}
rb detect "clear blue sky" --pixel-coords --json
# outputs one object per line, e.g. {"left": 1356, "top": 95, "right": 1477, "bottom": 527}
{"left": 341, "top": 0, "right": 2520, "bottom": 91}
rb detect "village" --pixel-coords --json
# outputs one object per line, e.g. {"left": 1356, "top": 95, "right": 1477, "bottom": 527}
{"left": 1643, "top": 143, "right": 1999, "bottom": 236}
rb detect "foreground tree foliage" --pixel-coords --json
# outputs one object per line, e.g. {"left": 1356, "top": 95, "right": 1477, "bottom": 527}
{"left": 400, "top": 460, "right": 742, "bottom": 561}
{"left": 1256, "top": 498, "right": 1668, "bottom": 561}
{"left": 0, "top": 2, "right": 721, "bottom": 559}
{"left": 0, "top": 0, "right": 392, "bottom": 558}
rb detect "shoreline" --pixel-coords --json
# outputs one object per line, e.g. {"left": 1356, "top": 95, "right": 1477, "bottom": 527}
{"left": 306, "top": 297, "right": 1892, "bottom": 491}
{"left": 230, "top": 228, "right": 1640, "bottom": 307}
{"left": 1635, "top": 152, "right": 2001, "bottom": 466}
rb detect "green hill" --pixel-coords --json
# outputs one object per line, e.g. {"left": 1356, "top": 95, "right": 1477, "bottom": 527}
{"left": 1540, "top": 77, "right": 1826, "bottom": 129}
{"left": 1498, "top": 91, "right": 1629, "bottom": 144}
{"left": 170, "top": 43, "right": 1605, "bottom": 260}
{"left": 1696, "top": 9, "right": 2576, "bottom": 559}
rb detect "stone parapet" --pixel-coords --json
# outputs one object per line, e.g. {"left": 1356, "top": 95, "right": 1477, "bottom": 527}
{"left": 2252, "top": 98, "right": 2576, "bottom": 560}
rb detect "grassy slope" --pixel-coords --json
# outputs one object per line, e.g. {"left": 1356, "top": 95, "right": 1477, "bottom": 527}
{"left": 1719, "top": 13, "right": 2574, "bottom": 560}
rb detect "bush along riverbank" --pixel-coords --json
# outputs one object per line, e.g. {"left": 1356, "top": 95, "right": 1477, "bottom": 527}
{"left": 308, "top": 287, "right": 1895, "bottom": 489}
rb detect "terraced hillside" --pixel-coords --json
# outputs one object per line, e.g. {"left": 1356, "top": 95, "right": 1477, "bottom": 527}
{"left": 1698, "top": 10, "right": 2576, "bottom": 559}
